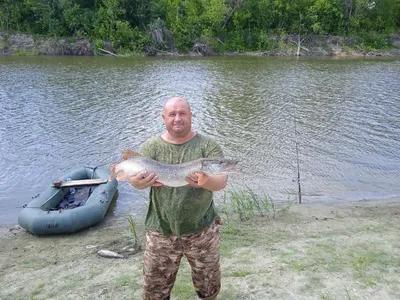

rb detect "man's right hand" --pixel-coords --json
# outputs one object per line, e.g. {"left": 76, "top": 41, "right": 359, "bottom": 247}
{"left": 128, "top": 171, "right": 164, "bottom": 190}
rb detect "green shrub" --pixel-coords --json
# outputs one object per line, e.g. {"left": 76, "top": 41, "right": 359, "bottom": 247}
{"left": 356, "top": 31, "right": 390, "bottom": 50}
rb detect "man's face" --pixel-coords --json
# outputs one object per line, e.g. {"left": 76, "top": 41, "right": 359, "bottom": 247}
{"left": 162, "top": 99, "right": 192, "bottom": 137}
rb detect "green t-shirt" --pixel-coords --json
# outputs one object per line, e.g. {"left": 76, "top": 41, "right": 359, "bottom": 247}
{"left": 139, "top": 133, "right": 224, "bottom": 237}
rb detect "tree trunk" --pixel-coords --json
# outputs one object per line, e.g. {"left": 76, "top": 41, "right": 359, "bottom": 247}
{"left": 296, "top": 13, "right": 302, "bottom": 56}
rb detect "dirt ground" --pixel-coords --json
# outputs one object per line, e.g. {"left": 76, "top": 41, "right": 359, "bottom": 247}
{"left": 1, "top": 198, "right": 399, "bottom": 300}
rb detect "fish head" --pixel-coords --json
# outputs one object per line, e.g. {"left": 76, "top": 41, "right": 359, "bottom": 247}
{"left": 201, "top": 159, "right": 239, "bottom": 175}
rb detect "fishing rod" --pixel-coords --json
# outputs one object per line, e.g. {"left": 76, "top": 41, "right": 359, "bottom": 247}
{"left": 294, "top": 100, "right": 302, "bottom": 204}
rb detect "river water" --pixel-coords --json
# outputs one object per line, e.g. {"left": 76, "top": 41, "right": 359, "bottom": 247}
{"left": 1, "top": 55, "right": 399, "bottom": 224}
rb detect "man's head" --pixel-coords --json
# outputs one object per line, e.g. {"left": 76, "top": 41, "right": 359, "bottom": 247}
{"left": 162, "top": 97, "right": 193, "bottom": 138}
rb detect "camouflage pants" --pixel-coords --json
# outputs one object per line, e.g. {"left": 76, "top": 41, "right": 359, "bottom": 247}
{"left": 143, "top": 218, "right": 221, "bottom": 300}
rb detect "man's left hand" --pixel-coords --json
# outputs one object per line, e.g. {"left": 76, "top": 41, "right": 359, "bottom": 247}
{"left": 186, "top": 172, "right": 209, "bottom": 188}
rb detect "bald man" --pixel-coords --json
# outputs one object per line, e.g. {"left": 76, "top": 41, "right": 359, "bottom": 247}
{"left": 125, "top": 97, "right": 227, "bottom": 300}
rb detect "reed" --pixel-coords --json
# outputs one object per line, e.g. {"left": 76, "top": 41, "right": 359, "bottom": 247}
{"left": 126, "top": 215, "right": 139, "bottom": 246}
{"left": 227, "top": 187, "right": 290, "bottom": 221}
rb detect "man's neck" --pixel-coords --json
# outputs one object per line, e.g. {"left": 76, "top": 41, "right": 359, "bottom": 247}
{"left": 161, "top": 131, "right": 196, "bottom": 145}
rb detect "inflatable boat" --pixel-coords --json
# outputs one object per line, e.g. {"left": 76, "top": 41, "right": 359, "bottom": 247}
{"left": 18, "top": 167, "right": 118, "bottom": 235}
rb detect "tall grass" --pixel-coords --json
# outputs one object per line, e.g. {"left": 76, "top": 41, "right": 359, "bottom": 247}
{"left": 126, "top": 215, "right": 139, "bottom": 246}
{"left": 229, "top": 187, "right": 274, "bottom": 221}
{"left": 224, "top": 187, "right": 292, "bottom": 221}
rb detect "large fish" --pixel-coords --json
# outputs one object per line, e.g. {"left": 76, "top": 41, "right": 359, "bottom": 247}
{"left": 110, "top": 151, "right": 238, "bottom": 187}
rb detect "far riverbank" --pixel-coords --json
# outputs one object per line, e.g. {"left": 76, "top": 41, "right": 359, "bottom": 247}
{"left": 1, "top": 31, "right": 400, "bottom": 57}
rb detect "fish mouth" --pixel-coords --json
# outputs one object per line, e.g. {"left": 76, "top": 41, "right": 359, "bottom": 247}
{"left": 222, "top": 167, "right": 239, "bottom": 174}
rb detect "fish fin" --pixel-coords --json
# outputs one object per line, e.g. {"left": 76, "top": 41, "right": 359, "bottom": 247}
{"left": 116, "top": 171, "right": 128, "bottom": 181}
{"left": 198, "top": 173, "right": 209, "bottom": 186}
{"left": 122, "top": 150, "right": 141, "bottom": 160}
{"left": 109, "top": 165, "right": 127, "bottom": 182}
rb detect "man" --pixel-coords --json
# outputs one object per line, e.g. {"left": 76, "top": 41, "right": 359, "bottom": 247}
{"left": 124, "top": 96, "right": 227, "bottom": 300}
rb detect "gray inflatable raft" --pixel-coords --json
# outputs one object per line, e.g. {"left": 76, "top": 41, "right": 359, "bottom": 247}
{"left": 18, "top": 167, "right": 118, "bottom": 235}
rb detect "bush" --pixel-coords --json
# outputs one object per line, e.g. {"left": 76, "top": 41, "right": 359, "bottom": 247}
{"left": 356, "top": 31, "right": 390, "bottom": 50}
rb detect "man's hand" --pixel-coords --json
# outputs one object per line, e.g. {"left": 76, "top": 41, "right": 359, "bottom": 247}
{"left": 186, "top": 173, "right": 227, "bottom": 191}
{"left": 129, "top": 171, "right": 164, "bottom": 190}
{"left": 186, "top": 172, "right": 209, "bottom": 188}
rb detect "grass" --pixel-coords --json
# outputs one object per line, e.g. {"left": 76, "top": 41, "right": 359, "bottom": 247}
{"left": 126, "top": 215, "right": 139, "bottom": 246}
{"left": 31, "top": 283, "right": 45, "bottom": 297}
{"left": 221, "top": 187, "right": 293, "bottom": 223}
{"left": 289, "top": 261, "right": 305, "bottom": 272}
{"left": 215, "top": 191, "right": 400, "bottom": 297}
{"left": 228, "top": 187, "right": 276, "bottom": 221}
{"left": 231, "top": 270, "right": 250, "bottom": 277}
{"left": 1, "top": 193, "right": 400, "bottom": 300}
{"left": 279, "top": 239, "right": 400, "bottom": 289}
{"left": 171, "top": 260, "right": 197, "bottom": 300}
{"left": 116, "top": 274, "right": 135, "bottom": 287}
{"left": 13, "top": 49, "right": 39, "bottom": 56}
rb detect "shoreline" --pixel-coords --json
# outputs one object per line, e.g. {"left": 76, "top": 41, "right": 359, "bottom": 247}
{"left": 1, "top": 194, "right": 399, "bottom": 229}
{"left": 1, "top": 31, "right": 400, "bottom": 57}
{"left": 1, "top": 197, "right": 399, "bottom": 299}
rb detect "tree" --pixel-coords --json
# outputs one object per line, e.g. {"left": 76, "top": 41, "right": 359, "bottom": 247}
{"left": 23, "top": 0, "right": 63, "bottom": 35}
{"left": 95, "top": 0, "right": 124, "bottom": 40}
{"left": 0, "top": 0, "right": 28, "bottom": 32}
{"left": 60, "top": 0, "right": 95, "bottom": 36}
{"left": 308, "top": 0, "right": 344, "bottom": 34}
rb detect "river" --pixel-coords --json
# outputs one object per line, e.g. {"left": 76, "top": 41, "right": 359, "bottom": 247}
{"left": 1, "top": 55, "right": 399, "bottom": 224}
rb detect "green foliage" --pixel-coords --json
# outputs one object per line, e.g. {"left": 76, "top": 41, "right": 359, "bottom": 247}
{"left": 13, "top": 48, "right": 39, "bottom": 55}
{"left": 0, "top": 0, "right": 399, "bottom": 52}
{"left": 95, "top": 0, "right": 124, "bottom": 40}
{"left": 308, "top": 0, "right": 344, "bottom": 34}
{"left": 349, "top": 0, "right": 399, "bottom": 33}
{"left": 215, "top": 30, "right": 247, "bottom": 52}
{"left": 113, "top": 21, "right": 134, "bottom": 46}
{"left": 127, "top": 215, "right": 138, "bottom": 246}
{"left": 0, "top": 0, "right": 30, "bottom": 32}
{"left": 231, "top": 270, "right": 250, "bottom": 277}
{"left": 256, "top": 30, "right": 275, "bottom": 51}
{"left": 94, "top": 38, "right": 103, "bottom": 50}
{"left": 201, "top": 0, "right": 229, "bottom": 34}
{"left": 120, "top": 0, "right": 153, "bottom": 29}
{"left": 92, "top": 0, "right": 149, "bottom": 52}
{"left": 356, "top": 31, "right": 390, "bottom": 50}
{"left": 229, "top": 188, "right": 279, "bottom": 221}
{"left": 23, "top": 0, "right": 63, "bottom": 35}
{"left": 61, "top": 0, "right": 95, "bottom": 37}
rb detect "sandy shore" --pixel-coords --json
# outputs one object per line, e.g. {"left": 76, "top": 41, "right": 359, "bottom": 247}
{"left": 1, "top": 198, "right": 399, "bottom": 300}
